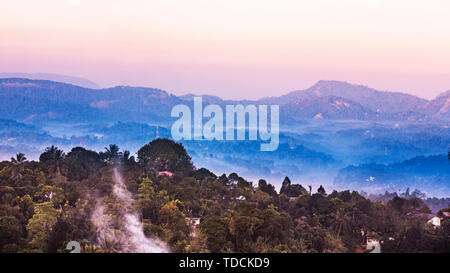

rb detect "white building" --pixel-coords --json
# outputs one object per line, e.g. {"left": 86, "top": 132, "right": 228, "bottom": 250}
{"left": 366, "top": 238, "right": 381, "bottom": 253}
{"left": 185, "top": 217, "right": 201, "bottom": 237}
{"left": 428, "top": 216, "right": 441, "bottom": 228}
{"left": 235, "top": 195, "right": 246, "bottom": 201}
{"left": 186, "top": 217, "right": 201, "bottom": 228}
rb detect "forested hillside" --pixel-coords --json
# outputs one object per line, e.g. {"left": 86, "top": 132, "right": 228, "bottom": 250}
{"left": 0, "top": 139, "right": 448, "bottom": 253}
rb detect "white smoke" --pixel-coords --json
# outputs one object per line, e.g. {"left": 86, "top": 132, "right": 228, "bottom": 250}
{"left": 91, "top": 201, "right": 126, "bottom": 251}
{"left": 91, "top": 168, "right": 168, "bottom": 253}
{"left": 112, "top": 168, "right": 168, "bottom": 253}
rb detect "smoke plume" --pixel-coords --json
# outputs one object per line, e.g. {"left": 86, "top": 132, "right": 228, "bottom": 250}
{"left": 91, "top": 167, "right": 168, "bottom": 253}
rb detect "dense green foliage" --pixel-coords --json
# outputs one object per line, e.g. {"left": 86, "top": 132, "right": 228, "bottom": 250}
{"left": 0, "top": 139, "right": 448, "bottom": 253}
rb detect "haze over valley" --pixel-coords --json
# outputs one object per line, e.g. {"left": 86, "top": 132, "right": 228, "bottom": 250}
{"left": 0, "top": 77, "right": 448, "bottom": 198}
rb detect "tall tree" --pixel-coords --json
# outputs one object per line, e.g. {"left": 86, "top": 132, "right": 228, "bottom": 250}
{"left": 331, "top": 208, "right": 351, "bottom": 238}
{"left": 64, "top": 147, "right": 104, "bottom": 181}
{"left": 10, "top": 153, "right": 27, "bottom": 180}
{"left": 101, "top": 144, "right": 122, "bottom": 165}
{"left": 10, "top": 153, "right": 27, "bottom": 164}
{"left": 39, "top": 146, "right": 65, "bottom": 178}
{"left": 317, "top": 185, "right": 327, "bottom": 196}
{"left": 258, "top": 179, "right": 277, "bottom": 196}
{"left": 137, "top": 139, "right": 194, "bottom": 176}
{"left": 26, "top": 202, "right": 60, "bottom": 252}
{"left": 280, "top": 177, "right": 307, "bottom": 197}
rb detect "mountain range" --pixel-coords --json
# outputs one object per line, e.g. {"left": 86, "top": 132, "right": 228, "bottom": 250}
{"left": 0, "top": 77, "right": 449, "bottom": 124}
{"left": 0, "top": 76, "right": 448, "bottom": 197}
{"left": 0, "top": 73, "right": 100, "bottom": 89}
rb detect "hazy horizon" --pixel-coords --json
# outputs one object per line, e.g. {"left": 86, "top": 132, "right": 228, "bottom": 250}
{"left": 1, "top": 72, "right": 448, "bottom": 101}
{"left": 1, "top": 0, "right": 450, "bottom": 100}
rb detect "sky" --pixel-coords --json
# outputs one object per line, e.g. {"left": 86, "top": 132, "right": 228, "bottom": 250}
{"left": 1, "top": 0, "right": 450, "bottom": 100}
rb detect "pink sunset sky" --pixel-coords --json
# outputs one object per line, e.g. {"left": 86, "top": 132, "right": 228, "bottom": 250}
{"left": 1, "top": 0, "right": 450, "bottom": 100}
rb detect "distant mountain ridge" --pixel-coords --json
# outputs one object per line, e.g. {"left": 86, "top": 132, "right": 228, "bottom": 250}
{"left": 258, "top": 80, "right": 428, "bottom": 113}
{"left": 182, "top": 80, "right": 449, "bottom": 121}
{"left": 0, "top": 78, "right": 182, "bottom": 124}
{"left": 0, "top": 72, "right": 100, "bottom": 89}
{"left": 280, "top": 95, "right": 375, "bottom": 120}
{"left": 0, "top": 77, "right": 449, "bottom": 123}
{"left": 418, "top": 90, "right": 450, "bottom": 120}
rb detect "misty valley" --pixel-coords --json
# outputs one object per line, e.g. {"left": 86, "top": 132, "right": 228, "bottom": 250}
{"left": 1, "top": 117, "right": 448, "bottom": 197}
{"left": 0, "top": 78, "right": 449, "bottom": 253}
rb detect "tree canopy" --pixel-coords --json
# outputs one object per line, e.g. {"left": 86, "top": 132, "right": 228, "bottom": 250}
{"left": 0, "top": 140, "right": 448, "bottom": 253}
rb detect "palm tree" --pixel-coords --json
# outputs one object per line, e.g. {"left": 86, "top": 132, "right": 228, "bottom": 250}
{"left": 40, "top": 146, "right": 65, "bottom": 177}
{"left": 102, "top": 144, "right": 122, "bottom": 165}
{"left": 331, "top": 208, "right": 351, "bottom": 238}
{"left": 122, "top": 150, "right": 135, "bottom": 164}
{"left": 10, "top": 153, "right": 27, "bottom": 180}
{"left": 11, "top": 153, "right": 27, "bottom": 164}
{"left": 52, "top": 146, "right": 64, "bottom": 177}
{"left": 123, "top": 150, "right": 130, "bottom": 161}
